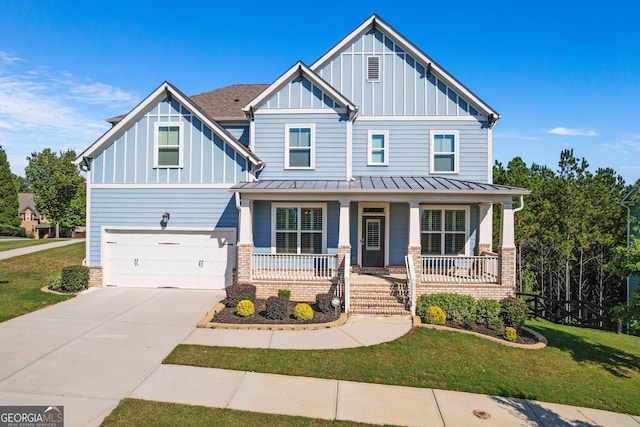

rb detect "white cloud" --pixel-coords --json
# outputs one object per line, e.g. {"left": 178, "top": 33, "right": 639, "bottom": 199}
{"left": 546, "top": 127, "right": 598, "bottom": 137}
{"left": 493, "top": 132, "right": 540, "bottom": 141}
{"left": 0, "top": 51, "right": 138, "bottom": 174}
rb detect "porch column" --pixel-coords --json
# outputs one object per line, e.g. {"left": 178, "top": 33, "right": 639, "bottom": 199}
{"left": 407, "top": 201, "right": 422, "bottom": 278}
{"left": 338, "top": 199, "right": 351, "bottom": 311}
{"left": 478, "top": 203, "right": 493, "bottom": 254}
{"left": 237, "top": 196, "right": 253, "bottom": 285}
{"left": 499, "top": 202, "right": 516, "bottom": 288}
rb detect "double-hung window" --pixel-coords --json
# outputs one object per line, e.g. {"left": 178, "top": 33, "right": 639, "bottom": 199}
{"left": 368, "top": 130, "right": 389, "bottom": 166}
{"left": 285, "top": 124, "right": 315, "bottom": 169}
{"left": 430, "top": 131, "right": 458, "bottom": 173}
{"left": 273, "top": 205, "right": 325, "bottom": 254}
{"left": 420, "top": 207, "right": 468, "bottom": 255}
{"left": 154, "top": 122, "right": 183, "bottom": 168}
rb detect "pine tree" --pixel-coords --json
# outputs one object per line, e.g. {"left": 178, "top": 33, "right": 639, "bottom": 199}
{"left": 0, "top": 146, "right": 20, "bottom": 227}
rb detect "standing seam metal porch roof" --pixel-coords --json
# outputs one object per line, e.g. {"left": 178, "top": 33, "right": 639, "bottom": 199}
{"left": 232, "top": 176, "right": 529, "bottom": 194}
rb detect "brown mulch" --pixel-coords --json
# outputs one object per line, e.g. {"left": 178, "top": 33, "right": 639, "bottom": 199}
{"left": 443, "top": 320, "right": 539, "bottom": 344}
{"left": 212, "top": 299, "right": 340, "bottom": 325}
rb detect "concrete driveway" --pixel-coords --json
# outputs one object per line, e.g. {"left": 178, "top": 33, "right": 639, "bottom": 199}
{"left": 0, "top": 287, "right": 223, "bottom": 427}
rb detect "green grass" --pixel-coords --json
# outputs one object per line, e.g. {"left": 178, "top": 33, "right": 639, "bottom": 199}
{"left": 0, "top": 238, "right": 65, "bottom": 252}
{"left": 0, "top": 242, "right": 85, "bottom": 322}
{"left": 165, "top": 320, "right": 640, "bottom": 415}
{"left": 100, "top": 399, "right": 374, "bottom": 427}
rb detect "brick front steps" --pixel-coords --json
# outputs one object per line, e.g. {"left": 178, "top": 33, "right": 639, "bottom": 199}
{"left": 349, "top": 280, "right": 411, "bottom": 316}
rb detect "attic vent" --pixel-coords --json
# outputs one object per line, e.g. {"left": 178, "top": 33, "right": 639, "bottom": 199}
{"left": 367, "top": 56, "right": 380, "bottom": 81}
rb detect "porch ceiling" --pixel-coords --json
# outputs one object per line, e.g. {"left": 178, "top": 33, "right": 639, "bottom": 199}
{"left": 232, "top": 176, "right": 529, "bottom": 198}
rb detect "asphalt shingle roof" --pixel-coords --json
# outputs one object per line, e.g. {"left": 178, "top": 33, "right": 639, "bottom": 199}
{"left": 190, "top": 84, "right": 269, "bottom": 120}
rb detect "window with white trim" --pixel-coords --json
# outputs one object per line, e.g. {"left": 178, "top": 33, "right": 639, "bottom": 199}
{"left": 154, "top": 122, "right": 183, "bottom": 167}
{"left": 285, "top": 124, "right": 315, "bottom": 169}
{"left": 273, "top": 205, "right": 325, "bottom": 254}
{"left": 368, "top": 130, "right": 389, "bottom": 166}
{"left": 420, "top": 207, "right": 468, "bottom": 255}
{"left": 367, "top": 56, "right": 380, "bottom": 81}
{"left": 430, "top": 131, "right": 458, "bottom": 173}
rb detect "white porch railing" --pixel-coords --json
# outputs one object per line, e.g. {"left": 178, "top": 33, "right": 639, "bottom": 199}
{"left": 421, "top": 255, "right": 499, "bottom": 284}
{"left": 252, "top": 253, "right": 338, "bottom": 281}
{"left": 405, "top": 255, "right": 417, "bottom": 315}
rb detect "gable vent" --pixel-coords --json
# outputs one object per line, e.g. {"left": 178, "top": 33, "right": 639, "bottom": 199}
{"left": 367, "top": 56, "right": 380, "bottom": 81}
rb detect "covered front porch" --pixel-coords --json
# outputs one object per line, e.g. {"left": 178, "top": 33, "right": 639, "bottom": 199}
{"left": 232, "top": 177, "right": 527, "bottom": 314}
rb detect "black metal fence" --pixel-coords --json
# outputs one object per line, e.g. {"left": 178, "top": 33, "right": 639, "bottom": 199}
{"left": 516, "top": 292, "right": 618, "bottom": 331}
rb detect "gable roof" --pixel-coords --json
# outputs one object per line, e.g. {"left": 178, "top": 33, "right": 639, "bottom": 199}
{"left": 243, "top": 61, "right": 358, "bottom": 119}
{"left": 191, "top": 84, "right": 269, "bottom": 121}
{"left": 310, "top": 14, "right": 500, "bottom": 120}
{"left": 75, "top": 81, "right": 263, "bottom": 167}
{"left": 18, "top": 193, "right": 37, "bottom": 214}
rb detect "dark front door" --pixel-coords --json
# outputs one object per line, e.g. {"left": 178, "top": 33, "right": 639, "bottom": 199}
{"left": 362, "top": 216, "right": 385, "bottom": 268}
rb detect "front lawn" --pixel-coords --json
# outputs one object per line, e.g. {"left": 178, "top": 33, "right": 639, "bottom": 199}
{"left": 0, "top": 238, "right": 65, "bottom": 252}
{"left": 0, "top": 242, "right": 85, "bottom": 322}
{"left": 165, "top": 320, "right": 640, "bottom": 415}
{"left": 100, "top": 399, "right": 372, "bottom": 427}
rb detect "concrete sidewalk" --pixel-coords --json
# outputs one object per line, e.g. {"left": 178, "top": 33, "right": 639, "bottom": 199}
{"left": 0, "top": 238, "right": 84, "bottom": 260}
{"left": 132, "top": 364, "right": 640, "bottom": 426}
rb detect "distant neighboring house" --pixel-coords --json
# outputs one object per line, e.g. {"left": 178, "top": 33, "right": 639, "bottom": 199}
{"left": 75, "top": 15, "right": 529, "bottom": 315}
{"left": 622, "top": 186, "right": 639, "bottom": 304}
{"left": 18, "top": 193, "right": 54, "bottom": 239}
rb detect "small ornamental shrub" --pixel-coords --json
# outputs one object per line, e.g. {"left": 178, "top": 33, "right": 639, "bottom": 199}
{"left": 504, "top": 326, "right": 517, "bottom": 342}
{"left": 316, "top": 293, "right": 335, "bottom": 315}
{"left": 60, "top": 265, "right": 89, "bottom": 292}
{"left": 417, "top": 293, "right": 476, "bottom": 325}
{"left": 293, "top": 303, "right": 314, "bottom": 321}
{"left": 47, "top": 277, "right": 63, "bottom": 291}
{"left": 475, "top": 298, "right": 501, "bottom": 327}
{"left": 236, "top": 300, "right": 255, "bottom": 317}
{"left": 424, "top": 306, "right": 446, "bottom": 325}
{"left": 488, "top": 317, "right": 505, "bottom": 331}
{"left": 225, "top": 284, "right": 256, "bottom": 307}
{"left": 0, "top": 224, "right": 26, "bottom": 237}
{"left": 500, "top": 297, "right": 529, "bottom": 329}
{"left": 277, "top": 289, "right": 291, "bottom": 301}
{"left": 265, "top": 296, "right": 288, "bottom": 320}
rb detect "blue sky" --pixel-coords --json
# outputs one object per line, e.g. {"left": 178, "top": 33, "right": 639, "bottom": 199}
{"left": 1, "top": 1, "right": 638, "bottom": 184}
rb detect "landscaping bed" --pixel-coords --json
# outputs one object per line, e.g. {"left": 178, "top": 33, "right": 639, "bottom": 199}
{"left": 212, "top": 298, "right": 340, "bottom": 325}
{"left": 440, "top": 320, "right": 539, "bottom": 344}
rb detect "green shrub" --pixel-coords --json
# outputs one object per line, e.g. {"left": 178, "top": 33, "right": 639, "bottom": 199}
{"left": 315, "top": 293, "right": 336, "bottom": 315}
{"left": 225, "top": 284, "right": 256, "bottom": 307}
{"left": 0, "top": 224, "right": 26, "bottom": 237}
{"left": 424, "top": 306, "right": 446, "bottom": 325}
{"left": 504, "top": 326, "right": 517, "bottom": 342}
{"left": 277, "top": 289, "right": 291, "bottom": 301}
{"left": 265, "top": 296, "right": 288, "bottom": 320}
{"left": 488, "top": 317, "right": 505, "bottom": 331}
{"left": 417, "top": 293, "right": 476, "bottom": 325}
{"left": 236, "top": 300, "right": 255, "bottom": 317}
{"left": 60, "top": 265, "right": 89, "bottom": 292}
{"left": 293, "top": 303, "right": 314, "bottom": 321}
{"left": 475, "top": 298, "right": 501, "bottom": 327}
{"left": 47, "top": 277, "right": 62, "bottom": 291}
{"left": 500, "top": 297, "right": 529, "bottom": 329}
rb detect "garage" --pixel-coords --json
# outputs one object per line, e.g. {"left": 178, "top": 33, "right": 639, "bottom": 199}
{"left": 103, "top": 228, "right": 236, "bottom": 289}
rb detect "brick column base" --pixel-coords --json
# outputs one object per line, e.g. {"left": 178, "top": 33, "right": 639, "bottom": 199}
{"left": 338, "top": 244, "right": 351, "bottom": 279}
{"left": 236, "top": 243, "right": 253, "bottom": 285}
{"left": 407, "top": 245, "right": 421, "bottom": 278}
{"left": 88, "top": 266, "right": 103, "bottom": 287}
{"left": 499, "top": 246, "right": 516, "bottom": 289}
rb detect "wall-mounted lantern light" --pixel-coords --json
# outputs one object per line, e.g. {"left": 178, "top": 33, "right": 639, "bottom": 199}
{"left": 161, "top": 213, "right": 170, "bottom": 224}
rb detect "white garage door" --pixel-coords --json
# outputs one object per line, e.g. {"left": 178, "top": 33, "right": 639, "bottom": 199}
{"left": 103, "top": 229, "right": 236, "bottom": 289}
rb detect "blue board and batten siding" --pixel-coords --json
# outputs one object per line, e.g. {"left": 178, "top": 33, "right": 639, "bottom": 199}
{"left": 316, "top": 30, "right": 480, "bottom": 117}
{"left": 91, "top": 97, "right": 249, "bottom": 185}
{"left": 264, "top": 76, "right": 340, "bottom": 110}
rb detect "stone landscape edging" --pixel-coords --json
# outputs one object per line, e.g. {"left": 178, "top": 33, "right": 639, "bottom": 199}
{"left": 197, "top": 302, "right": 349, "bottom": 330}
{"left": 412, "top": 316, "right": 548, "bottom": 349}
